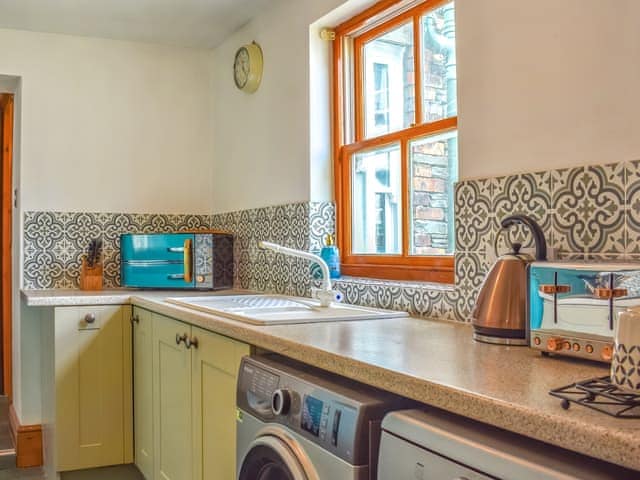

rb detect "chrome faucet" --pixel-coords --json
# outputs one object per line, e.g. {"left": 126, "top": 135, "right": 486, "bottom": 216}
{"left": 258, "top": 241, "right": 343, "bottom": 307}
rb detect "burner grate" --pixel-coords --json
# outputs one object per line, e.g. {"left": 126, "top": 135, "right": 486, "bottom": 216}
{"left": 549, "top": 376, "right": 640, "bottom": 418}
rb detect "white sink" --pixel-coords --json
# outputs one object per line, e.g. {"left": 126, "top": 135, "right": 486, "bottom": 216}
{"left": 165, "top": 294, "right": 408, "bottom": 325}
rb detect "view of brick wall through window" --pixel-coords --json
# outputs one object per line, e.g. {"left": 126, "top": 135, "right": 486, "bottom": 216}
{"left": 403, "top": 4, "right": 456, "bottom": 255}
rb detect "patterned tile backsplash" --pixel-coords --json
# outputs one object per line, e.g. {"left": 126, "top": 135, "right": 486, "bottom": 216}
{"left": 22, "top": 159, "right": 640, "bottom": 323}
{"left": 455, "top": 159, "right": 640, "bottom": 316}
{"left": 23, "top": 212, "right": 210, "bottom": 289}
{"left": 210, "top": 202, "right": 335, "bottom": 297}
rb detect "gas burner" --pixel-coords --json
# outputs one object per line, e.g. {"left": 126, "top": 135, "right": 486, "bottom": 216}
{"left": 550, "top": 376, "right": 640, "bottom": 418}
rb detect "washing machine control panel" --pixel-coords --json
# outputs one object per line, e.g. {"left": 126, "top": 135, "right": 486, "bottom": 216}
{"left": 237, "top": 355, "right": 404, "bottom": 466}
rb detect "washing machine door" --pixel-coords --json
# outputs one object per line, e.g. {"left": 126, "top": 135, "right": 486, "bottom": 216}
{"left": 238, "top": 433, "right": 318, "bottom": 480}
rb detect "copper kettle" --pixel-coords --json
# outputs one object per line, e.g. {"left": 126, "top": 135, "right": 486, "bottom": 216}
{"left": 472, "top": 215, "right": 547, "bottom": 345}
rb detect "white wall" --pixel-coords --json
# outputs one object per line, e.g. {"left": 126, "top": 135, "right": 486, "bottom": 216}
{"left": 0, "top": 29, "right": 216, "bottom": 426}
{"left": 457, "top": 0, "right": 640, "bottom": 179}
{"left": 0, "top": 27, "right": 215, "bottom": 214}
{"left": 214, "top": 0, "right": 640, "bottom": 211}
{"left": 212, "top": 0, "right": 373, "bottom": 213}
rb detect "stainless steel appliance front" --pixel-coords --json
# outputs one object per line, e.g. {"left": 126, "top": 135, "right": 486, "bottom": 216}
{"left": 528, "top": 261, "right": 640, "bottom": 362}
{"left": 236, "top": 355, "right": 409, "bottom": 480}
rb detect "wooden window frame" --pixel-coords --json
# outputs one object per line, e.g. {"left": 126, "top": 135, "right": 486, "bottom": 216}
{"left": 333, "top": 0, "right": 456, "bottom": 283}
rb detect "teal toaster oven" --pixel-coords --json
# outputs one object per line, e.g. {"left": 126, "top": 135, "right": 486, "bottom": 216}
{"left": 120, "top": 232, "right": 233, "bottom": 290}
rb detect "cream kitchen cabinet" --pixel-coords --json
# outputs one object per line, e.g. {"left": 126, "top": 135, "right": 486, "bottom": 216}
{"left": 191, "top": 323, "right": 250, "bottom": 480}
{"left": 152, "top": 312, "right": 194, "bottom": 480}
{"left": 55, "top": 305, "right": 133, "bottom": 471}
{"left": 133, "top": 307, "right": 250, "bottom": 480}
{"left": 132, "top": 307, "right": 154, "bottom": 479}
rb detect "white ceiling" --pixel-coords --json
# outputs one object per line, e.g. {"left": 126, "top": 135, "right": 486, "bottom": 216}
{"left": 0, "top": 0, "right": 277, "bottom": 48}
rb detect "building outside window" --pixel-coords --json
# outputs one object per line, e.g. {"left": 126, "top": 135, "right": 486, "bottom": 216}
{"left": 333, "top": 0, "right": 458, "bottom": 282}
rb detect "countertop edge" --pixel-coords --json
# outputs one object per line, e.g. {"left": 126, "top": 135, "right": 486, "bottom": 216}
{"left": 21, "top": 289, "right": 640, "bottom": 471}
{"left": 130, "top": 296, "right": 639, "bottom": 472}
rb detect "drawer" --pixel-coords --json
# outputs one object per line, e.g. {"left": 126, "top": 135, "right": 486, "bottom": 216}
{"left": 121, "top": 263, "right": 194, "bottom": 289}
{"left": 120, "top": 233, "right": 193, "bottom": 261}
{"left": 54, "top": 306, "right": 117, "bottom": 331}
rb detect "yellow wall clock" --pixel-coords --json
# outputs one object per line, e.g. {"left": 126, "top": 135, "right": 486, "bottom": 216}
{"left": 233, "top": 42, "right": 263, "bottom": 94}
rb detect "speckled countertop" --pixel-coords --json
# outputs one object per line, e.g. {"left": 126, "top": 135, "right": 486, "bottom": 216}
{"left": 21, "top": 289, "right": 640, "bottom": 471}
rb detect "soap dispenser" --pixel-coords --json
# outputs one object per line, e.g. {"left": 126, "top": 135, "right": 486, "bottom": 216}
{"left": 320, "top": 234, "right": 341, "bottom": 279}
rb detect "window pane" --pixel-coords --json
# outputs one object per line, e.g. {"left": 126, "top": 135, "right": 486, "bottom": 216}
{"left": 352, "top": 144, "right": 402, "bottom": 254}
{"left": 409, "top": 130, "right": 458, "bottom": 255}
{"left": 421, "top": 2, "right": 457, "bottom": 122}
{"left": 363, "top": 22, "right": 414, "bottom": 139}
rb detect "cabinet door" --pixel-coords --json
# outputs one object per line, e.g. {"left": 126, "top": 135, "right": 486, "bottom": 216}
{"left": 192, "top": 326, "right": 250, "bottom": 480}
{"left": 133, "top": 307, "right": 154, "bottom": 479}
{"left": 55, "top": 305, "right": 130, "bottom": 471}
{"left": 152, "top": 313, "right": 193, "bottom": 480}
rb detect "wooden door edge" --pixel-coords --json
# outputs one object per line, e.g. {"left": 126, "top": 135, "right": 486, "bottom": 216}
{"left": 9, "top": 404, "right": 43, "bottom": 468}
{"left": 1, "top": 94, "right": 13, "bottom": 400}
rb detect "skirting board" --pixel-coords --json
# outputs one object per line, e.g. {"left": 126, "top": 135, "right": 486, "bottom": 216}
{"left": 9, "top": 404, "right": 43, "bottom": 467}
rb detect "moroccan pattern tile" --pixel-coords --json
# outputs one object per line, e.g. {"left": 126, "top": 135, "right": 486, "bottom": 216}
{"left": 25, "top": 159, "right": 640, "bottom": 325}
{"left": 492, "top": 171, "right": 552, "bottom": 251}
{"left": 331, "top": 277, "right": 464, "bottom": 321}
{"left": 625, "top": 160, "right": 640, "bottom": 254}
{"left": 551, "top": 163, "right": 626, "bottom": 255}
{"left": 23, "top": 211, "right": 211, "bottom": 289}
{"left": 454, "top": 179, "right": 493, "bottom": 252}
{"left": 211, "top": 202, "right": 319, "bottom": 296}
{"left": 455, "top": 159, "right": 640, "bottom": 323}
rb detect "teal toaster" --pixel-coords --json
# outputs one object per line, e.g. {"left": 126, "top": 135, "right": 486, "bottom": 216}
{"left": 528, "top": 261, "right": 640, "bottom": 362}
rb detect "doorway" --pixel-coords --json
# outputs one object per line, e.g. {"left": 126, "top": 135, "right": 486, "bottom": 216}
{"left": 0, "top": 93, "right": 13, "bottom": 400}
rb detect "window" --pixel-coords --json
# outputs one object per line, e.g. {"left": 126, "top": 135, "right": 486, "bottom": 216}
{"left": 333, "top": 0, "right": 457, "bottom": 283}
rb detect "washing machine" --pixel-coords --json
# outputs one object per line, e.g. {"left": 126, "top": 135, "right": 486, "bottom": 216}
{"left": 236, "top": 354, "right": 410, "bottom": 480}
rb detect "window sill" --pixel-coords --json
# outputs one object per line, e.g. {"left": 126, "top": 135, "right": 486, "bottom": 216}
{"left": 341, "top": 262, "right": 454, "bottom": 284}
{"left": 331, "top": 275, "right": 456, "bottom": 292}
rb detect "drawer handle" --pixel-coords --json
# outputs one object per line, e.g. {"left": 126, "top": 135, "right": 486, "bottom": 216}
{"left": 185, "top": 336, "right": 199, "bottom": 349}
{"left": 131, "top": 315, "right": 139, "bottom": 324}
{"left": 183, "top": 238, "right": 193, "bottom": 284}
{"left": 84, "top": 313, "right": 96, "bottom": 324}
{"left": 176, "top": 333, "right": 188, "bottom": 346}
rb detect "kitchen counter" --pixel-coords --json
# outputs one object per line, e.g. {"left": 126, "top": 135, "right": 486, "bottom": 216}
{"left": 22, "top": 289, "right": 640, "bottom": 471}
{"left": 21, "top": 288, "right": 252, "bottom": 306}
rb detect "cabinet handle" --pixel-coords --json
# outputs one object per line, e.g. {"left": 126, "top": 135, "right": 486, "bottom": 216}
{"left": 84, "top": 313, "right": 96, "bottom": 324}
{"left": 183, "top": 238, "right": 193, "bottom": 283}
{"left": 131, "top": 315, "right": 140, "bottom": 324}
{"left": 185, "top": 336, "right": 199, "bottom": 349}
{"left": 176, "top": 333, "right": 188, "bottom": 346}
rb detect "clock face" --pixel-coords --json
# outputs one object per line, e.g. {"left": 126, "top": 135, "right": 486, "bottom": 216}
{"left": 234, "top": 47, "right": 250, "bottom": 89}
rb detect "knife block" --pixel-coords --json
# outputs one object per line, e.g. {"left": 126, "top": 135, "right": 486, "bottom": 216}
{"left": 80, "top": 257, "right": 103, "bottom": 291}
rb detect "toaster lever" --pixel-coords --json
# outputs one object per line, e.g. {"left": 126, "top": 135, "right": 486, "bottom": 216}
{"left": 539, "top": 284, "right": 571, "bottom": 294}
{"left": 594, "top": 288, "right": 628, "bottom": 299}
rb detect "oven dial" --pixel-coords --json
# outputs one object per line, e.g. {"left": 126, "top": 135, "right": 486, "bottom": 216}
{"left": 585, "top": 344, "right": 594, "bottom": 354}
{"left": 572, "top": 343, "right": 581, "bottom": 352}
{"left": 534, "top": 337, "right": 541, "bottom": 346}
{"left": 272, "top": 389, "right": 291, "bottom": 416}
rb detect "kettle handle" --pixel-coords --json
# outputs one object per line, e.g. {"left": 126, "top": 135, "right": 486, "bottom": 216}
{"left": 499, "top": 215, "right": 547, "bottom": 261}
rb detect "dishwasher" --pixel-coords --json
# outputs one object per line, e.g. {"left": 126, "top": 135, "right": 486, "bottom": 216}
{"left": 378, "top": 409, "right": 637, "bottom": 480}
